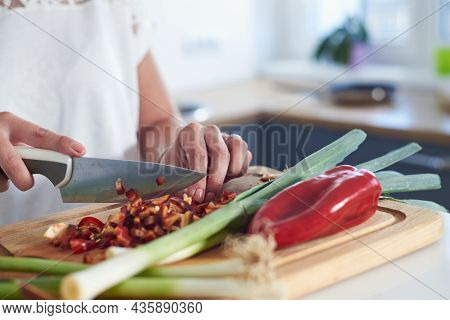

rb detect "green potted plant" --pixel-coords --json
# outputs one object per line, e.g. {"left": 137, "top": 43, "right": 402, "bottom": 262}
{"left": 314, "top": 17, "right": 369, "bottom": 66}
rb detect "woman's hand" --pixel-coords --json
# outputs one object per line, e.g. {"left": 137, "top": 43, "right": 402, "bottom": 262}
{"left": 0, "top": 112, "right": 86, "bottom": 192}
{"left": 159, "top": 123, "right": 252, "bottom": 203}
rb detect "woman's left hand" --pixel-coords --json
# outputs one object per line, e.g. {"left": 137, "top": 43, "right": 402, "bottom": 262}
{"left": 159, "top": 123, "right": 252, "bottom": 203}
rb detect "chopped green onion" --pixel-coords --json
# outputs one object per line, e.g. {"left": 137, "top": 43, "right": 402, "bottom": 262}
{"left": 357, "top": 143, "right": 422, "bottom": 172}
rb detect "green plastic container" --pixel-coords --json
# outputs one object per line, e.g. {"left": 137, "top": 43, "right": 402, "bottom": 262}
{"left": 435, "top": 47, "right": 450, "bottom": 76}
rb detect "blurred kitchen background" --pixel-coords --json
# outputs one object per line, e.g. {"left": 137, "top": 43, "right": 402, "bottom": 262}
{"left": 147, "top": 0, "right": 450, "bottom": 208}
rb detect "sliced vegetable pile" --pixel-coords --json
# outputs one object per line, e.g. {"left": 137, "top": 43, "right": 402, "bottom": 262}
{"left": 47, "top": 180, "right": 236, "bottom": 260}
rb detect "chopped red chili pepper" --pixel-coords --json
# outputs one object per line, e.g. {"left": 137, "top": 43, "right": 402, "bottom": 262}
{"left": 69, "top": 239, "right": 97, "bottom": 254}
{"left": 47, "top": 179, "right": 235, "bottom": 262}
{"left": 51, "top": 224, "right": 79, "bottom": 249}
{"left": 78, "top": 216, "right": 105, "bottom": 231}
{"left": 115, "top": 178, "right": 126, "bottom": 195}
{"left": 125, "top": 189, "right": 139, "bottom": 202}
{"left": 156, "top": 176, "right": 165, "bottom": 186}
{"left": 114, "top": 225, "right": 132, "bottom": 247}
{"left": 248, "top": 165, "right": 382, "bottom": 249}
{"left": 96, "top": 235, "right": 115, "bottom": 249}
{"left": 151, "top": 195, "right": 170, "bottom": 205}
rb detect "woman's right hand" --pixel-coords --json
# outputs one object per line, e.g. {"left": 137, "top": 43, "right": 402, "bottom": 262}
{"left": 0, "top": 112, "right": 86, "bottom": 192}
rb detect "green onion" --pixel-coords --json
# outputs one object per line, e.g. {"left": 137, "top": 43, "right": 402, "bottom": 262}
{"left": 375, "top": 170, "right": 404, "bottom": 181}
{"left": 249, "top": 129, "right": 367, "bottom": 200}
{"left": 140, "top": 258, "right": 247, "bottom": 278}
{"left": 61, "top": 129, "right": 367, "bottom": 300}
{"left": 106, "top": 229, "right": 228, "bottom": 265}
{"left": 357, "top": 142, "right": 422, "bottom": 172}
{"left": 1, "top": 277, "right": 286, "bottom": 300}
{"left": 0, "top": 236, "right": 274, "bottom": 287}
{"left": 234, "top": 180, "right": 273, "bottom": 201}
{"left": 0, "top": 256, "right": 84, "bottom": 276}
{"left": 102, "top": 277, "right": 285, "bottom": 299}
{"left": 0, "top": 280, "right": 24, "bottom": 300}
{"left": 380, "top": 174, "right": 441, "bottom": 194}
{"left": 0, "top": 255, "right": 253, "bottom": 279}
{"left": 397, "top": 199, "right": 448, "bottom": 213}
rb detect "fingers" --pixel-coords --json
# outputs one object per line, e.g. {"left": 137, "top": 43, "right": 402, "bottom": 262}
{"left": 243, "top": 150, "right": 252, "bottom": 173}
{"left": 0, "top": 170, "right": 10, "bottom": 192}
{"left": 225, "top": 134, "right": 250, "bottom": 178}
{"left": 0, "top": 112, "right": 86, "bottom": 193}
{"left": 8, "top": 115, "right": 85, "bottom": 157}
{"left": 167, "top": 123, "right": 251, "bottom": 203}
{"left": 204, "top": 125, "right": 230, "bottom": 202}
{"left": 179, "top": 123, "right": 208, "bottom": 202}
{"left": 0, "top": 137, "right": 34, "bottom": 191}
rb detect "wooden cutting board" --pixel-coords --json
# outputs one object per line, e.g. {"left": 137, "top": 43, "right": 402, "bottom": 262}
{"left": 0, "top": 167, "right": 443, "bottom": 298}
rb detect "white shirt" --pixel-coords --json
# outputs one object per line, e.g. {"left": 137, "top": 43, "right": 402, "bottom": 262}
{"left": 0, "top": 0, "right": 151, "bottom": 225}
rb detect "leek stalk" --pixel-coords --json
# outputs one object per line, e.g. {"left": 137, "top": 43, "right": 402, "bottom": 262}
{"left": 0, "top": 277, "right": 286, "bottom": 300}
{"left": 357, "top": 142, "right": 422, "bottom": 172}
{"left": 380, "top": 174, "right": 441, "bottom": 194}
{"left": 0, "top": 255, "right": 254, "bottom": 279}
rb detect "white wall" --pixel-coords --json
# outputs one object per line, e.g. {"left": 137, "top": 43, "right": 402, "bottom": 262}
{"left": 147, "top": 0, "right": 268, "bottom": 94}
{"left": 145, "top": 0, "right": 443, "bottom": 93}
{"left": 269, "top": 0, "right": 442, "bottom": 69}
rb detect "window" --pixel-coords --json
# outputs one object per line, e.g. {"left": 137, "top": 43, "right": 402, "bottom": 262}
{"left": 363, "top": 0, "right": 411, "bottom": 45}
{"left": 313, "top": 0, "right": 362, "bottom": 38}
{"left": 275, "top": 0, "right": 440, "bottom": 66}
{"left": 439, "top": 0, "right": 450, "bottom": 43}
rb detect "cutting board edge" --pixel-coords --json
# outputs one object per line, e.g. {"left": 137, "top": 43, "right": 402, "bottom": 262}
{"left": 280, "top": 199, "right": 444, "bottom": 299}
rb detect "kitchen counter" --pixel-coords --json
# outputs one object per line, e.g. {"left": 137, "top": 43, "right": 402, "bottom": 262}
{"left": 177, "top": 79, "right": 450, "bottom": 146}
{"left": 177, "top": 78, "right": 450, "bottom": 299}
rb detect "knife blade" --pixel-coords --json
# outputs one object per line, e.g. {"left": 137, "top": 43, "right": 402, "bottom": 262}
{"left": 1, "top": 146, "right": 205, "bottom": 203}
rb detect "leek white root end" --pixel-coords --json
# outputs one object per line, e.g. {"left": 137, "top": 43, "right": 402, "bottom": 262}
{"left": 224, "top": 234, "right": 276, "bottom": 282}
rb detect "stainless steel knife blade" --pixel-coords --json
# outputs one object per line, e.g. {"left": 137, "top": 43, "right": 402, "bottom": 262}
{"left": 59, "top": 158, "right": 205, "bottom": 203}
{"left": 4, "top": 147, "right": 205, "bottom": 203}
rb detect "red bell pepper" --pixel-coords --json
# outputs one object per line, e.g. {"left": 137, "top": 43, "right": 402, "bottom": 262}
{"left": 248, "top": 165, "right": 382, "bottom": 249}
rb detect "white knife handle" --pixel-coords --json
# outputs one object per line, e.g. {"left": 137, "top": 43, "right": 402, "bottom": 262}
{"left": 0, "top": 146, "right": 73, "bottom": 188}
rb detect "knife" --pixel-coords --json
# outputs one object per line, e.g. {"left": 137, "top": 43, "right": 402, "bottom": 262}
{"left": 0, "top": 146, "right": 205, "bottom": 203}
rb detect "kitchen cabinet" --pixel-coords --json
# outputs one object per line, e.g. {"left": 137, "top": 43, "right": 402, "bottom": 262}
{"left": 222, "top": 122, "right": 449, "bottom": 209}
